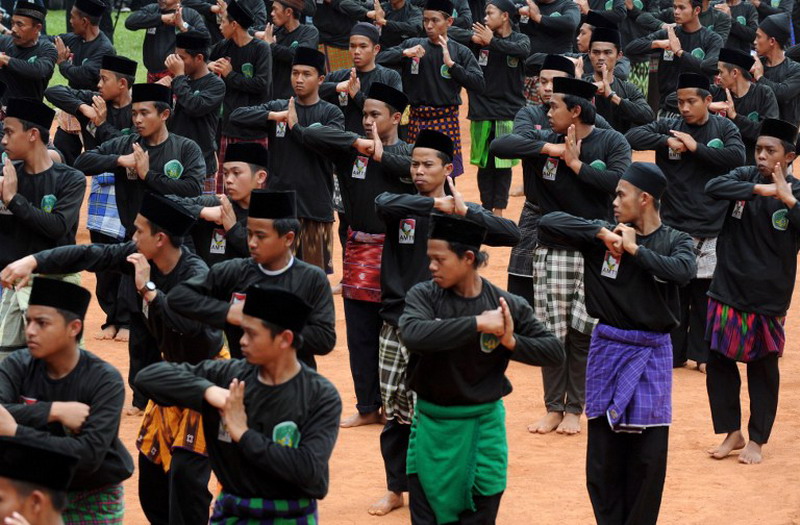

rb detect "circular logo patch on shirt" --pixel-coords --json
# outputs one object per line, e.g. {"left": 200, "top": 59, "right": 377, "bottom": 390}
{"left": 691, "top": 48, "right": 706, "bottom": 59}
{"left": 707, "top": 138, "right": 724, "bottom": 148}
{"left": 633, "top": 0, "right": 644, "bottom": 8}
{"left": 736, "top": 15, "right": 747, "bottom": 25}
{"left": 241, "top": 62, "right": 254, "bottom": 78}
{"left": 772, "top": 209, "right": 789, "bottom": 230}
{"left": 121, "top": 127, "right": 132, "bottom": 135}
{"left": 27, "top": 55, "right": 37, "bottom": 63}
{"left": 507, "top": 56, "right": 519, "bottom": 68}
{"left": 604, "top": 0, "right": 613, "bottom": 9}
{"left": 272, "top": 421, "right": 301, "bottom": 448}
{"left": 549, "top": 12, "right": 562, "bottom": 16}
{"left": 589, "top": 159, "right": 607, "bottom": 170}
{"left": 164, "top": 159, "right": 184, "bottom": 179}
{"left": 81, "top": 58, "right": 88, "bottom": 65}
{"left": 480, "top": 333, "right": 501, "bottom": 354}
{"left": 771, "top": 0, "right": 780, "bottom": 7}
{"left": 290, "top": 40, "right": 299, "bottom": 48}
{"left": 1, "top": 152, "right": 7, "bottom": 163}
{"left": 440, "top": 64, "right": 451, "bottom": 79}
{"left": 707, "top": 24, "right": 714, "bottom": 31}
{"left": 40, "top": 194, "right": 56, "bottom": 213}
{"left": 747, "top": 111, "right": 759, "bottom": 122}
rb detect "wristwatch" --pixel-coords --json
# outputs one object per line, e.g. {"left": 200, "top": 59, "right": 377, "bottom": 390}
{"left": 139, "top": 281, "right": 156, "bottom": 295}
{"left": 607, "top": 90, "right": 616, "bottom": 99}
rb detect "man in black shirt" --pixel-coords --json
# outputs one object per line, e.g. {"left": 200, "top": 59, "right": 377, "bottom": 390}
{"left": 137, "top": 285, "right": 342, "bottom": 523}
{"left": 369, "top": 0, "right": 423, "bottom": 50}
{"left": 399, "top": 214, "right": 563, "bottom": 524}
{"left": 704, "top": 118, "right": 800, "bottom": 465}
{"left": 0, "top": 2, "right": 56, "bottom": 104}
{"left": 751, "top": 13, "right": 800, "bottom": 126}
{"left": 0, "top": 278, "right": 134, "bottom": 522}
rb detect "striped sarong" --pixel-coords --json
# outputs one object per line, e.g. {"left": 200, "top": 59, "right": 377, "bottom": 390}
{"left": 407, "top": 105, "right": 464, "bottom": 177}
{"left": 523, "top": 75, "right": 541, "bottom": 106}
{"left": 379, "top": 322, "right": 415, "bottom": 424}
{"left": 63, "top": 484, "right": 124, "bottom": 524}
{"left": 507, "top": 201, "right": 541, "bottom": 277}
{"left": 214, "top": 135, "right": 270, "bottom": 194}
{"left": 318, "top": 43, "right": 352, "bottom": 73}
{"left": 706, "top": 298, "right": 786, "bottom": 362}
{"left": 210, "top": 492, "right": 318, "bottom": 524}
{"left": 342, "top": 228, "right": 384, "bottom": 303}
{"left": 469, "top": 120, "right": 518, "bottom": 169}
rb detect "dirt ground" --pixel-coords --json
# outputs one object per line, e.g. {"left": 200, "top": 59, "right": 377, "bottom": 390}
{"left": 70, "top": 105, "right": 800, "bottom": 524}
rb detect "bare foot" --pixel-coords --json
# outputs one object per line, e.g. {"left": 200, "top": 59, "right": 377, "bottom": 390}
{"left": 331, "top": 283, "right": 342, "bottom": 295}
{"left": 707, "top": 430, "right": 746, "bottom": 459}
{"left": 124, "top": 405, "right": 143, "bottom": 417}
{"left": 94, "top": 326, "right": 118, "bottom": 340}
{"left": 114, "top": 328, "right": 130, "bottom": 342}
{"left": 738, "top": 441, "right": 763, "bottom": 464}
{"left": 527, "top": 411, "right": 563, "bottom": 434}
{"left": 509, "top": 185, "right": 524, "bottom": 197}
{"left": 340, "top": 410, "right": 383, "bottom": 428}
{"left": 367, "top": 491, "right": 404, "bottom": 516}
{"left": 556, "top": 412, "right": 582, "bottom": 435}
{"left": 492, "top": 208, "right": 505, "bottom": 217}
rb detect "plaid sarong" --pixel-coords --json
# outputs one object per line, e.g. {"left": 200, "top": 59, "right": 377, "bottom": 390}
{"left": 706, "top": 298, "right": 786, "bottom": 362}
{"left": 523, "top": 75, "right": 541, "bottom": 106}
{"left": 210, "top": 491, "right": 318, "bottom": 525}
{"left": 692, "top": 237, "right": 717, "bottom": 279}
{"left": 318, "top": 43, "right": 353, "bottom": 73}
{"left": 342, "top": 229, "right": 384, "bottom": 303}
{"left": 63, "top": 484, "right": 124, "bottom": 525}
{"left": 87, "top": 174, "right": 125, "bottom": 241}
{"left": 213, "top": 135, "right": 270, "bottom": 194}
{"left": 586, "top": 323, "right": 672, "bottom": 433}
{"left": 379, "top": 322, "right": 416, "bottom": 424}
{"left": 507, "top": 201, "right": 541, "bottom": 277}
{"left": 469, "top": 120, "right": 518, "bottom": 169}
{"left": 532, "top": 246, "right": 597, "bottom": 342}
{"left": 407, "top": 105, "right": 464, "bottom": 177}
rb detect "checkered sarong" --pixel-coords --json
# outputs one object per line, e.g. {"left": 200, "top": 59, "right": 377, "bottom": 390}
{"left": 210, "top": 491, "right": 317, "bottom": 524}
{"left": 63, "top": 484, "right": 124, "bottom": 524}
{"left": 318, "top": 43, "right": 353, "bottom": 74}
{"left": 532, "top": 246, "right": 597, "bottom": 343}
{"left": 507, "top": 201, "right": 541, "bottom": 277}
{"left": 407, "top": 105, "right": 464, "bottom": 177}
{"left": 693, "top": 236, "right": 717, "bottom": 279}
{"left": 379, "top": 322, "right": 416, "bottom": 424}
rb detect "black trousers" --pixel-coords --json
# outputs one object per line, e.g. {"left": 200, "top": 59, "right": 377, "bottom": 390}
{"left": 670, "top": 278, "right": 711, "bottom": 366}
{"left": 89, "top": 231, "right": 131, "bottom": 330}
{"left": 409, "top": 475, "right": 503, "bottom": 525}
{"left": 706, "top": 351, "right": 780, "bottom": 444}
{"left": 586, "top": 418, "right": 668, "bottom": 525}
{"left": 138, "top": 449, "right": 212, "bottom": 525}
{"left": 343, "top": 298, "right": 382, "bottom": 414}
{"left": 476, "top": 124, "right": 512, "bottom": 211}
{"left": 507, "top": 274, "right": 534, "bottom": 307}
{"left": 53, "top": 128, "right": 83, "bottom": 166}
{"left": 381, "top": 418, "right": 411, "bottom": 493}
{"left": 543, "top": 328, "right": 591, "bottom": 414}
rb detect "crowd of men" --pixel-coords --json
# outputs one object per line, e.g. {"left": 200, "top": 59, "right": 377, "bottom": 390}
{"left": 0, "top": 0, "right": 797, "bottom": 522}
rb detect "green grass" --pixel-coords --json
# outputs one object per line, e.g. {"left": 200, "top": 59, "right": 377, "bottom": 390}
{"left": 46, "top": 10, "right": 148, "bottom": 90}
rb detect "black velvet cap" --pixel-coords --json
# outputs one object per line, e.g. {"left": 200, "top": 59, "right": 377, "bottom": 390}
{"left": 351, "top": 21, "right": 380, "bottom": 44}
{"left": 227, "top": 0, "right": 255, "bottom": 29}
{"left": 584, "top": 10, "right": 616, "bottom": 29}
{"left": 424, "top": 0, "right": 454, "bottom": 15}
{"left": 102, "top": 54, "right": 137, "bottom": 76}
{"left": 488, "top": 0, "right": 517, "bottom": 13}
{"left": 74, "top": 0, "right": 106, "bottom": 17}
{"left": 676, "top": 72, "right": 710, "bottom": 91}
{"left": 367, "top": 82, "right": 409, "bottom": 113}
{"left": 28, "top": 277, "right": 91, "bottom": 320}
{"left": 13, "top": 1, "right": 45, "bottom": 21}
{"left": 553, "top": 76, "right": 597, "bottom": 100}
{"left": 224, "top": 142, "right": 269, "bottom": 169}
{"left": 759, "top": 118, "right": 799, "bottom": 144}
{"left": 429, "top": 214, "right": 487, "bottom": 250}
{"left": 139, "top": 192, "right": 196, "bottom": 236}
{"left": 590, "top": 27, "right": 621, "bottom": 47}
{"left": 0, "top": 437, "right": 79, "bottom": 491}
{"left": 293, "top": 46, "right": 326, "bottom": 75}
{"left": 176, "top": 30, "right": 211, "bottom": 50}
{"left": 248, "top": 190, "right": 297, "bottom": 219}
{"left": 5, "top": 97, "right": 55, "bottom": 129}
{"left": 760, "top": 13, "right": 791, "bottom": 45}
{"left": 621, "top": 162, "right": 667, "bottom": 199}
{"left": 719, "top": 47, "right": 754, "bottom": 71}
{"left": 413, "top": 129, "right": 453, "bottom": 160}
{"left": 541, "top": 54, "right": 575, "bottom": 77}
{"left": 132, "top": 83, "right": 172, "bottom": 104}
{"left": 276, "top": 0, "right": 305, "bottom": 11}
{"left": 242, "top": 285, "right": 312, "bottom": 334}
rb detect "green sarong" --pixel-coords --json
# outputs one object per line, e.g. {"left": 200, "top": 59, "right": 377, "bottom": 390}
{"left": 62, "top": 484, "right": 124, "bottom": 524}
{"left": 469, "top": 121, "right": 519, "bottom": 169}
{"left": 407, "top": 398, "right": 507, "bottom": 524}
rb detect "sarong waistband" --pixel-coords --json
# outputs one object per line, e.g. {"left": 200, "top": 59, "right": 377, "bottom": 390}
{"left": 210, "top": 491, "right": 317, "bottom": 523}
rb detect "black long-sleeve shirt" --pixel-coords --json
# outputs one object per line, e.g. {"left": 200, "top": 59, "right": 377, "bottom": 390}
{"left": 712, "top": 83, "right": 779, "bottom": 163}
{"left": 625, "top": 114, "right": 746, "bottom": 237}
{"left": 125, "top": 4, "right": 207, "bottom": 73}
{"left": 586, "top": 76, "right": 656, "bottom": 133}
{"left": 705, "top": 166, "right": 800, "bottom": 315}
{"left": 74, "top": 132, "right": 205, "bottom": 232}
{"left": 518, "top": 0, "right": 581, "bottom": 55}
{"left": 54, "top": 32, "right": 115, "bottom": 90}
{"left": 210, "top": 37, "right": 273, "bottom": 139}
{"left": 724, "top": 1, "right": 758, "bottom": 53}
{"left": 183, "top": 0, "right": 267, "bottom": 42}
{"left": 379, "top": 1, "right": 422, "bottom": 49}
{"left": 375, "top": 194, "right": 520, "bottom": 325}
{"left": 377, "top": 37, "right": 485, "bottom": 106}
{"left": 467, "top": 31, "right": 529, "bottom": 121}
{"left": 621, "top": 0, "right": 664, "bottom": 49}
{"left": 135, "top": 359, "right": 341, "bottom": 499}
{"left": 399, "top": 279, "right": 564, "bottom": 405}
{"left": 313, "top": 0, "right": 361, "bottom": 48}
{"left": 754, "top": 0, "right": 792, "bottom": 20}
{"left": 168, "top": 194, "right": 249, "bottom": 265}
{"left": 539, "top": 211, "right": 697, "bottom": 331}
{"left": 229, "top": 99, "right": 344, "bottom": 222}
{"left": 319, "top": 65, "right": 402, "bottom": 134}
{"left": 757, "top": 56, "right": 800, "bottom": 126}
{"left": 0, "top": 349, "right": 134, "bottom": 491}
{"left": 44, "top": 86, "right": 132, "bottom": 150}
{"left": 271, "top": 24, "right": 320, "bottom": 99}
{"left": 637, "top": 5, "right": 732, "bottom": 44}
{"left": 0, "top": 162, "right": 86, "bottom": 268}
{"left": 170, "top": 72, "right": 226, "bottom": 175}
{"left": 0, "top": 35, "right": 57, "bottom": 102}
{"left": 167, "top": 257, "right": 336, "bottom": 364}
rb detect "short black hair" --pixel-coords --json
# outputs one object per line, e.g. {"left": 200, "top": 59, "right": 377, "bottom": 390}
{"left": 54, "top": 307, "right": 84, "bottom": 341}
{"left": 9, "top": 480, "right": 68, "bottom": 513}
{"left": 562, "top": 94, "right": 597, "bottom": 125}
{"left": 153, "top": 101, "right": 172, "bottom": 114}
{"left": 181, "top": 46, "right": 209, "bottom": 62}
{"left": 146, "top": 218, "right": 184, "bottom": 247}
{"left": 276, "top": 2, "right": 302, "bottom": 19}
{"left": 590, "top": 39, "right": 621, "bottom": 52}
{"left": 447, "top": 241, "right": 489, "bottom": 269}
{"left": 720, "top": 61, "right": 753, "bottom": 81}
{"left": 74, "top": 7, "right": 100, "bottom": 25}
{"left": 247, "top": 162, "right": 268, "bottom": 176}
{"left": 273, "top": 217, "right": 301, "bottom": 237}
{"left": 258, "top": 319, "right": 303, "bottom": 347}
{"left": 19, "top": 120, "right": 49, "bottom": 144}
{"left": 110, "top": 71, "right": 136, "bottom": 88}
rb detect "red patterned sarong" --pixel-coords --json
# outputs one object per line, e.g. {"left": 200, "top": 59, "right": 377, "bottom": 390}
{"left": 342, "top": 228, "right": 384, "bottom": 303}
{"left": 407, "top": 105, "right": 464, "bottom": 177}
{"left": 706, "top": 298, "right": 786, "bottom": 362}
{"left": 147, "top": 70, "right": 171, "bottom": 83}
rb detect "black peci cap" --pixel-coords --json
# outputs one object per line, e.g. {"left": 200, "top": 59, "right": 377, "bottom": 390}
{"left": 429, "top": 214, "right": 487, "bottom": 250}
{"left": 5, "top": 98, "right": 55, "bottom": 129}
{"left": 413, "top": 129, "right": 454, "bottom": 160}
{"left": 28, "top": 277, "right": 92, "bottom": 320}
{"left": 621, "top": 162, "right": 667, "bottom": 199}
{"left": 224, "top": 142, "right": 269, "bottom": 169}
{"left": 367, "top": 82, "right": 409, "bottom": 114}
{"left": 242, "top": 285, "right": 312, "bottom": 334}
{"left": 139, "top": 192, "right": 196, "bottom": 237}
{"left": 248, "top": 190, "right": 297, "bottom": 219}
{"left": 553, "top": 76, "right": 598, "bottom": 100}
